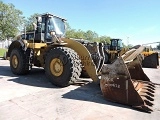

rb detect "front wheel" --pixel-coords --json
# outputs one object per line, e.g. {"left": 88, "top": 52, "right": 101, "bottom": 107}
{"left": 45, "top": 47, "right": 81, "bottom": 87}
{"left": 10, "top": 48, "right": 30, "bottom": 75}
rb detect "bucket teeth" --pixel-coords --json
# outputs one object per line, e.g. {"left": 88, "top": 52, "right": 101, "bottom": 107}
{"left": 139, "top": 91, "right": 154, "bottom": 97}
{"left": 141, "top": 87, "right": 155, "bottom": 92}
{"left": 133, "top": 81, "right": 155, "bottom": 112}
{"left": 135, "top": 81, "right": 155, "bottom": 88}
{"left": 140, "top": 83, "right": 155, "bottom": 90}
{"left": 100, "top": 49, "right": 156, "bottom": 113}
{"left": 133, "top": 80, "right": 155, "bottom": 112}
{"left": 136, "top": 81, "right": 155, "bottom": 87}
{"left": 144, "top": 100, "right": 154, "bottom": 106}
{"left": 143, "top": 95, "right": 154, "bottom": 101}
{"left": 146, "top": 92, "right": 154, "bottom": 97}
{"left": 134, "top": 105, "right": 153, "bottom": 113}
{"left": 148, "top": 83, "right": 155, "bottom": 87}
{"left": 139, "top": 92, "right": 154, "bottom": 101}
{"left": 146, "top": 88, "right": 155, "bottom": 93}
{"left": 146, "top": 85, "right": 155, "bottom": 90}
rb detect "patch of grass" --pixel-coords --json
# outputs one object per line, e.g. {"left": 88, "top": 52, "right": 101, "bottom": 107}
{"left": 0, "top": 48, "right": 7, "bottom": 57}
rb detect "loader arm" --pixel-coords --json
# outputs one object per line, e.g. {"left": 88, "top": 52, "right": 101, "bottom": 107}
{"left": 62, "top": 38, "right": 99, "bottom": 82}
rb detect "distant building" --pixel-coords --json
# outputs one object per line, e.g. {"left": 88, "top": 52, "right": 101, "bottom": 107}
{"left": 0, "top": 39, "right": 12, "bottom": 49}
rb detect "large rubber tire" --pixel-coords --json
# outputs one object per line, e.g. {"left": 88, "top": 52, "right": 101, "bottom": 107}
{"left": 64, "top": 48, "right": 82, "bottom": 82}
{"left": 10, "top": 48, "right": 30, "bottom": 75}
{"left": 104, "top": 52, "right": 109, "bottom": 64}
{"left": 80, "top": 70, "right": 90, "bottom": 78}
{"left": 45, "top": 47, "right": 82, "bottom": 87}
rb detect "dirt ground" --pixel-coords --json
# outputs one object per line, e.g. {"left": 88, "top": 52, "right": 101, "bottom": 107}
{"left": 0, "top": 59, "right": 160, "bottom": 120}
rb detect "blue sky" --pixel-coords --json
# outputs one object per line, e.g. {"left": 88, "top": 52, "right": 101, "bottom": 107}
{"left": 3, "top": 0, "right": 160, "bottom": 46}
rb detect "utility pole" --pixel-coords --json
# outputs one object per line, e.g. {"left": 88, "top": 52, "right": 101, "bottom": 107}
{"left": 127, "top": 36, "right": 129, "bottom": 48}
{"left": 24, "top": 26, "right": 26, "bottom": 39}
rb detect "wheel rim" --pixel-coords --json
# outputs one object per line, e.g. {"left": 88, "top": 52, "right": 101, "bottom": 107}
{"left": 50, "top": 58, "right": 63, "bottom": 76}
{"left": 12, "top": 55, "right": 18, "bottom": 68}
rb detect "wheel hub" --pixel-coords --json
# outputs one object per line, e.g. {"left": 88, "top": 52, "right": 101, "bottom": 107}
{"left": 50, "top": 58, "right": 63, "bottom": 76}
{"left": 12, "top": 55, "right": 18, "bottom": 68}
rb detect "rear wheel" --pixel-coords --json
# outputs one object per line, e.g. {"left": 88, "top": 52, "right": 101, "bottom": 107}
{"left": 45, "top": 47, "right": 82, "bottom": 87}
{"left": 10, "top": 48, "right": 30, "bottom": 75}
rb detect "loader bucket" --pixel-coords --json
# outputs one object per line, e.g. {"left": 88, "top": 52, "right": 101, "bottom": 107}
{"left": 142, "top": 53, "right": 159, "bottom": 68}
{"left": 100, "top": 47, "right": 155, "bottom": 112}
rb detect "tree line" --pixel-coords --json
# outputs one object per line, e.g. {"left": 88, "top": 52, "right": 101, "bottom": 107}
{"left": 0, "top": 1, "right": 110, "bottom": 44}
{"left": 1, "top": 1, "right": 160, "bottom": 49}
{"left": 0, "top": 1, "right": 24, "bottom": 39}
{"left": 24, "top": 13, "right": 111, "bottom": 43}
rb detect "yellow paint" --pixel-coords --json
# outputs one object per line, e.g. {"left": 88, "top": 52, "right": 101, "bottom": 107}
{"left": 11, "top": 55, "right": 18, "bottom": 68}
{"left": 26, "top": 43, "right": 47, "bottom": 49}
{"left": 50, "top": 58, "right": 63, "bottom": 76}
{"left": 62, "top": 38, "right": 99, "bottom": 82}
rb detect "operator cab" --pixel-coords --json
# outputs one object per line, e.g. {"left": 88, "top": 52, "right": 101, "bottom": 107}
{"left": 110, "top": 39, "right": 123, "bottom": 51}
{"left": 34, "top": 13, "right": 66, "bottom": 43}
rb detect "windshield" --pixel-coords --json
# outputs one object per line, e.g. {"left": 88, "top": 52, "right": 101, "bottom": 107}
{"left": 118, "top": 40, "right": 123, "bottom": 48}
{"left": 48, "top": 17, "right": 65, "bottom": 36}
{"left": 111, "top": 40, "right": 117, "bottom": 47}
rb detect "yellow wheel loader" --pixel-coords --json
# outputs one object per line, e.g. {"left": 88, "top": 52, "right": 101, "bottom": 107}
{"left": 142, "top": 46, "right": 159, "bottom": 68}
{"left": 104, "top": 39, "right": 129, "bottom": 64}
{"left": 7, "top": 13, "right": 155, "bottom": 112}
{"left": 103, "top": 39, "right": 159, "bottom": 69}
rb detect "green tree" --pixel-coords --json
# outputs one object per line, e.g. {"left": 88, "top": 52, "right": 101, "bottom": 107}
{"left": 0, "top": 1, "right": 24, "bottom": 40}
{"left": 65, "top": 28, "right": 77, "bottom": 38}
{"left": 74, "top": 29, "right": 85, "bottom": 39}
{"left": 25, "top": 13, "right": 40, "bottom": 32}
{"left": 99, "top": 36, "right": 111, "bottom": 44}
{"left": 127, "top": 44, "right": 133, "bottom": 48}
{"left": 61, "top": 23, "right": 112, "bottom": 43}
{"left": 157, "top": 43, "right": 160, "bottom": 50}
{"left": 122, "top": 43, "right": 127, "bottom": 48}
{"left": 84, "top": 30, "right": 95, "bottom": 41}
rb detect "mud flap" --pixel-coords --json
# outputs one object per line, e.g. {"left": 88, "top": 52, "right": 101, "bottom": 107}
{"left": 142, "top": 53, "right": 159, "bottom": 68}
{"left": 100, "top": 47, "right": 155, "bottom": 112}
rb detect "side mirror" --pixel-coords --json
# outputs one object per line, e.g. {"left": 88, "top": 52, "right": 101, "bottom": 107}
{"left": 37, "top": 16, "right": 42, "bottom": 23}
{"left": 50, "top": 31, "right": 56, "bottom": 36}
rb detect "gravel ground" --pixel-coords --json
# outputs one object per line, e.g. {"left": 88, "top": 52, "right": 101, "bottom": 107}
{"left": 0, "top": 59, "right": 160, "bottom": 120}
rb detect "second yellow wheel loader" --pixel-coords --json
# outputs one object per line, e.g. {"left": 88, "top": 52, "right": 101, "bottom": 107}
{"left": 103, "top": 39, "right": 129, "bottom": 64}
{"left": 7, "top": 13, "right": 155, "bottom": 112}
{"left": 142, "top": 45, "right": 159, "bottom": 68}
{"left": 101, "top": 47, "right": 155, "bottom": 112}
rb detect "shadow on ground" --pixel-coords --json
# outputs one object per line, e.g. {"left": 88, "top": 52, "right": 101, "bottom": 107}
{"left": 0, "top": 65, "right": 55, "bottom": 88}
{"left": 0, "top": 65, "right": 147, "bottom": 113}
{"left": 62, "top": 82, "right": 146, "bottom": 113}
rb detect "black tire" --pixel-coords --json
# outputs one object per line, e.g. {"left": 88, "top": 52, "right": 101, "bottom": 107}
{"left": 63, "top": 48, "right": 82, "bottom": 82}
{"left": 10, "top": 48, "right": 30, "bottom": 75}
{"left": 80, "top": 69, "right": 90, "bottom": 78}
{"left": 104, "top": 53, "right": 108, "bottom": 64}
{"left": 45, "top": 47, "right": 82, "bottom": 87}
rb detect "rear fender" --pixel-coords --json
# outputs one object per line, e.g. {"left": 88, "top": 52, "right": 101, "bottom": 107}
{"left": 7, "top": 40, "right": 27, "bottom": 57}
